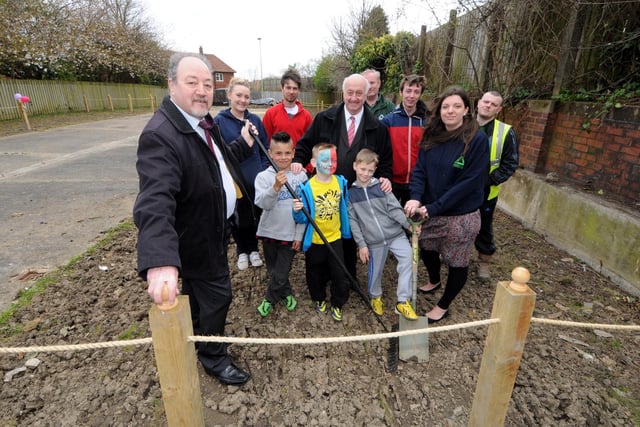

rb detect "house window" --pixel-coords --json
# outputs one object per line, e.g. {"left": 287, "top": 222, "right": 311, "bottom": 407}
{"left": 214, "top": 72, "right": 223, "bottom": 82}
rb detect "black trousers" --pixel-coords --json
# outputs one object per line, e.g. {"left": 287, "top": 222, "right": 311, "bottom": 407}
{"left": 474, "top": 196, "right": 499, "bottom": 255}
{"left": 305, "top": 240, "right": 349, "bottom": 308}
{"left": 262, "top": 239, "right": 296, "bottom": 303}
{"left": 182, "top": 275, "right": 232, "bottom": 373}
{"left": 232, "top": 196, "right": 260, "bottom": 255}
{"left": 342, "top": 236, "right": 358, "bottom": 281}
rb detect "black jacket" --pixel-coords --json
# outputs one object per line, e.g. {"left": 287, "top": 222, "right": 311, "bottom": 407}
{"left": 293, "top": 103, "right": 392, "bottom": 185}
{"left": 134, "top": 96, "right": 253, "bottom": 279}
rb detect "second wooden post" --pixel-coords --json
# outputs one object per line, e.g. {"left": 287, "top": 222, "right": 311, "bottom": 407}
{"left": 469, "top": 267, "right": 536, "bottom": 426}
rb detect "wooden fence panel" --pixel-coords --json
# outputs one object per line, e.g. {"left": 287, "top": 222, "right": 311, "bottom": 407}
{"left": 0, "top": 79, "right": 167, "bottom": 121}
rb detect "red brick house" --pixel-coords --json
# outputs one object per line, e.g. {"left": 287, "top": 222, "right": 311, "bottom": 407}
{"left": 198, "top": 46, "right": 235, "bottom": 104}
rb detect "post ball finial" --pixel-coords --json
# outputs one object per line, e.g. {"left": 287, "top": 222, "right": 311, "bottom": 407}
{"left": 509, "top": 267, "right": 531, "bottom": 292}
{"left": 158, "top": 282, "right": 178, "bottom": 311}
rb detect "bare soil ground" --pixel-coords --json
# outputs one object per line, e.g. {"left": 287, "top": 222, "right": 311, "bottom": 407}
{"left": 1, "top": 209, "right": 639, "bottom": 426}
{"left": 1, "top": 111, "right": 639, "bottom": 425}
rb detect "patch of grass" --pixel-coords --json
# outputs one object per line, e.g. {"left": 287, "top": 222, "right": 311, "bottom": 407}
{"left": 118, "top": 324, "right": 143, "bottom": 340}
{"left": 152, "top": 398, "right": 165, "bottom": 419}
{"left": 610, "top": 386, "right": 640, "bottom": 424}
{"left": 96, "top": 219, "right": 135, "bottom": 247}
{"left": 0, "top": 220, "right": 135, "bottom": 336}
{"left": 610, "top": 339, "right": 623, "bottom": 349}
{"left": 92, "top": 324, "right": 104, "bottom": 337}
{"left": 0, "top": 274, "right": 59, "bottom": 332}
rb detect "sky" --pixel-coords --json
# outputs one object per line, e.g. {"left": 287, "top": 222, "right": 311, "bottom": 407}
{"left": 144, "top": 0, "right": 459, "bottom": 80}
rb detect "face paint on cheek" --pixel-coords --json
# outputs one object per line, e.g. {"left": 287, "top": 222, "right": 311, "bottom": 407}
{"left": 316, "top": 149, "right": 336, "bottom": 175}
{"left": 330, "top": 150, "right": 337, "bottom": 174}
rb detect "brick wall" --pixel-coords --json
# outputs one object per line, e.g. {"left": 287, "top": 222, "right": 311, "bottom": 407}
{"left": 504, "top": 101, "right": 640, "bottom": 206}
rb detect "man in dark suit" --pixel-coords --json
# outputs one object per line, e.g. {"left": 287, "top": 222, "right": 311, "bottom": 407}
{"left": 134, "top": 52, "right": 256, "bottom": 385}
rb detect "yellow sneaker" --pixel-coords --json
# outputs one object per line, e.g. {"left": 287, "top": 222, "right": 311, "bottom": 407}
{"left": 370, "top": 297, "right": 384, "bottom": 316}
{"left": 395, "top": 301, "right": 418, "bottom": 321}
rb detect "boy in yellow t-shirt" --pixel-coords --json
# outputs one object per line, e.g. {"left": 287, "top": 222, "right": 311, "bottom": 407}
{"left": 293, "top": 143, "right": 351, "bottom": 322}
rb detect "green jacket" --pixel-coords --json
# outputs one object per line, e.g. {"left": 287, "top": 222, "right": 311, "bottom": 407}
{"left": 367, "top": 94, "right": 395, "bottom": 120}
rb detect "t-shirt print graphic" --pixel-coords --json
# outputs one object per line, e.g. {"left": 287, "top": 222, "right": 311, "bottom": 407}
{"left": 314, "top": 188, "right": 340, "bottom": 221}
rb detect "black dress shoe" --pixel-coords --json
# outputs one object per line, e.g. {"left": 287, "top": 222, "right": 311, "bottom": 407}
{"left": 208, "top": 363, "right": 250, "bottom": 385}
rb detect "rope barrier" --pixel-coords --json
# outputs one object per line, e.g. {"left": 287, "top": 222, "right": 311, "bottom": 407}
{"left": 189, "top": 318, "right": 500, "bottom": 345}
{"left": 531, "top": 317, "right": 640, "bottom": 330}
{"left": 1, "top": 316, "right": 637, "bottom": 354}
{"left": 0, "top": 319, "right": 498, "bottom": 354}
{"left": 0, "top": 338, "right": 152, "bottom": 354}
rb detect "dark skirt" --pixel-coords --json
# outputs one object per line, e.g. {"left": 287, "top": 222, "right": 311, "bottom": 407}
{"left": 418, "top": 210, "right": 480, "bottom": 267}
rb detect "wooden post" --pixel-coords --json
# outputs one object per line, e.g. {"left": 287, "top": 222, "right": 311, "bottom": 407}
{"left": 149, "top": 294, "right": 205, "bottom": 427}
{"left": 443, "top": 9, "right": 457, "bottom": 85}
{"left": 469, "top": 267, "right": 536, "bottom": 427}
{"left": 149, "top": 94, "right": 155, "bottom": 111}
{"left": 82, "top": 94, "right": 90, "bottom": 113}
{"left": 418, "top": 25, "right": 428, "bottom": 77}
{"left": 553, "top": 2, "right": 580, "bottom": 96}
{"left": 17, "top": 100, "right": 31, "bottom": 131}
{"left": 128, "top": 94, "right": 133, "bottom": 113}
{"left": 107, "top": 95, "right": 114, "bottom": 112}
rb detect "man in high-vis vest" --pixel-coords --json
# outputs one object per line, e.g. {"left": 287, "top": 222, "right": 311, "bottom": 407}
{"left": 475, "top": 91, "right": 519, "bottom": 280}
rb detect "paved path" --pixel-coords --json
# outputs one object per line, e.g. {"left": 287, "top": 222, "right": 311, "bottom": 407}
{"left": 0, "top": 114, "right": 152, "bottom": 311}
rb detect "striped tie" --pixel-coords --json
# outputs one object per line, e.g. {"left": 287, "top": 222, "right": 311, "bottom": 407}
{"left": 199, "top": 118, "right": 242, "bottom": 199}
{"left": 347, "top": 116, "right": 356, "bottom": 146}
{"left": 198, "top": 119, "right": 215, "bottom": 152}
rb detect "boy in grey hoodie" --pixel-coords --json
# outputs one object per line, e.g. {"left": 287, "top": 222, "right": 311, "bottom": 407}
{"left": 347, "top": 149, "right": 418, "bottom": 320}
{"left": 254, "top": 132, "right": 308, "bottom": 317}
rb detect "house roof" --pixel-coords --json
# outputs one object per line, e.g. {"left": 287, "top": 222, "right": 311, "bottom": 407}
{"left": 198, "top": 46, "right": 235, "bottom": 73}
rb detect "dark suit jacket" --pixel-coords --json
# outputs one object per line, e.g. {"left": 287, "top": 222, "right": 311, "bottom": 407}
{"left": 134, "top": 96, "right": 253, "bottom": 279}
{"left": 293, "top": 103, "right": 392, "bottom": 185}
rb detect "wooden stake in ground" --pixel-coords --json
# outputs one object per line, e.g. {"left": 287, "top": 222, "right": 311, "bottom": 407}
{"left": 17, "top": 100, "right": 31, "bottom": 131}
{"left": 469, "top": 267, "right": 536, "bottom": 426}
{"left": 149, "top": 293, "right": 205, "bottom": 426}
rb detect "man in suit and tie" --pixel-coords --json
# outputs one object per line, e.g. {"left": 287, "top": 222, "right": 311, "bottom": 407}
{"left": 134, "top": 52, "right": 255, "bottom": 386}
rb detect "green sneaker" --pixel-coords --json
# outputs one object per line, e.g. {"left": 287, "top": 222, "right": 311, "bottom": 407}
{"left": 257, "top": 299, "right": 273, "bottom": 317}
{"left": 331, "top": 306, "right": 343, "bottom": 322}
{"left": 314, "top": 300, "right": 327, "bottom": 314}
{"left": 282, "top": 294, "right": 297, "bottom": 311}
{"left": 370, "top": 296, "right": 384, "bottom": 316}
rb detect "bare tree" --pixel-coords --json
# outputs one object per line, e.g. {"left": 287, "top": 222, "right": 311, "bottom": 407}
{"left": 329, "top": 0, "right": 389, "bottom": 61}
{"left": 0, "top": 0, "right": 168, "bottom": 82}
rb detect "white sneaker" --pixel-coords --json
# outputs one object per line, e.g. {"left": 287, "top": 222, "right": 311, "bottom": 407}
{"left": 249, "top": 251, "right": 263, "bottom": 267}
{"left": 237, "top": 253, "right": 249, "bottom": 270}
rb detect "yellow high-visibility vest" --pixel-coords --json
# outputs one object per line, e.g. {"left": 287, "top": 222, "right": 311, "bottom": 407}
{"left": 488, "top": 119, "right": 512, "bottom": 200}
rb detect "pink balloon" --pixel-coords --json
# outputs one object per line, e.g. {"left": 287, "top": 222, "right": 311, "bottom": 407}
{"left": 14, "top": 93, "right": 22, "bottom": 100}
{"left": 20, "top": 96, "right": 30, "bottom": 103}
